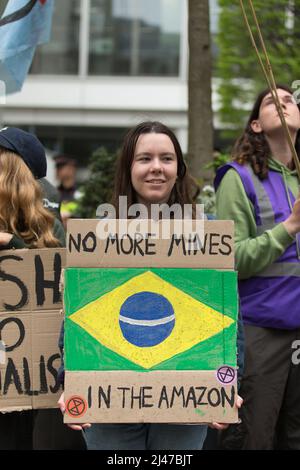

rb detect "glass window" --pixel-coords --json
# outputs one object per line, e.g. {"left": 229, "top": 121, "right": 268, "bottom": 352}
{"left": 20, "top": 125, "right": 126, "bottom": 164}
{"left": 210, "top": 0, "right": 220, "bottom": 74}
{"left": 30, "top": 0, "right": 80, "bottom": 75}
{"left": 89, "top": 0, "right": 182, "bottom": 76}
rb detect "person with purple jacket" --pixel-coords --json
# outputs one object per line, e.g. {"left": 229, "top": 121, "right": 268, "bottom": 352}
{"left": 215, "top": 85, "right": 300, "bottom": 450}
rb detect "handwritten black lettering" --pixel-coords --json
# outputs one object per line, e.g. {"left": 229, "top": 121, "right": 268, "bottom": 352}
{"left": 0, "top": 255, "right": 28, "bottom": 311}
{"left": 68, "top": 232, "right": 97, "bottom": 253}
{"left": 130, "top": 386, "right": 143, "bottom": 408}
{"left": 207, "top": 388, "right": 221, "bottom": 407}
{"left": 3, "top": 354, "right": 60, "bottom": 397}
{"left": 145, "top": 234, "right": 156, "bottom": 255}
{"left": 196, "top": 387, "right": 208, "bottom": 406}
{"left": 68, "top": 233, "right": 81, "bottom": 253}
{"left": 23, "top": 357, "right": 38, "bottom": 396}
{"left": 170, "top": 386, "right": 185, "bottom": 408}
{"left": 105, "top": 234, "right": 120, "bottom": 255}
{"left": 187, "top": 234, "right": 202, "bottom": 255}
{"left": 4, "top": 358, "right": 23, "bottom": 395}
{"left": 120, "top": 236, "right": 134, "bottom": 255}
{"left": 82, "top": 232, "right": 97, "bottom": 253}
{"left": 88, "top": 385, "right": 92, "bottom": 408}
{"left": 117, "top": 387, "right": 130, "bottom": 408}
{"left": 167, "top": 235, "right": 186, "bottom": 257}
{"left": 35, "top": 253, "right": 61, "bottom": 306}
{"left": 0, "top": 318, "right": 25, "bottom": 352}
{"left": 185, "top": 387, "right": 197, "bottom": 408}
{"left": 98, "top": 386, "right": 111, "bottom": 409}
{"left": 219, "top": 235, "right": 233, "bottom": 256}
{"left": 142, "top": 386, "right": 153, "bottom": 408}
{"left": 158, "top": 385, "right": 169, "bottom": 408}
{"left": 209, "top": 234, "right": 220, "bottom": 255}
{"left": 39, "top": 355, "right": 48, "bottom": 394}
{"left": 132, "top": 234, "right": 144, "bottom": 256}
{"left": 47, "top": 353, "right": 60, "bottom": 394}
{"left": 221, "top": 386, "right": 235, "bottom": 407}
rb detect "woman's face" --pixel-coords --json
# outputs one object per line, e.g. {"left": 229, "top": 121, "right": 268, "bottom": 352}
{"left": 131, "top": 132, "right": 178, "bottom": 206}
{"left": 251, "top": 88, "right": 300, "bottom": 136}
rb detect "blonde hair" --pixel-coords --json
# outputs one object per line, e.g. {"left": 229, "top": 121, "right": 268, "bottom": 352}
{"left": 0, "top": 149, "right": 60, "bottom": 248}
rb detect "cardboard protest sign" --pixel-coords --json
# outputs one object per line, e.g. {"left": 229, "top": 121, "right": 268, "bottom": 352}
{"left": 67, "top": 219, "right": 234, "bottom": 270}
{"left": 64, "top": 220, "right": 238, "bottom": 424}
{"left": 0, "top": 248, "right": 65, "bottom": 412}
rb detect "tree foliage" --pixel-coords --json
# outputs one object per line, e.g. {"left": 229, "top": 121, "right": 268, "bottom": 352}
{"left": 76, "top": 147, "right": 117, "bottom": 219}
{"left": 216, "top": 0, "right": 300, "bottom": 135}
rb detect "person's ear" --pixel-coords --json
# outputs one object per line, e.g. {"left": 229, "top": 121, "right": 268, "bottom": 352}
{"left": 251, "top": 119, "right": 262, "bottom": 134}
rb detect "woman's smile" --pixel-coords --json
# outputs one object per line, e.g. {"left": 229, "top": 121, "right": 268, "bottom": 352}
{"left": 146, "top": 179, "right": 166, "bottom": 184}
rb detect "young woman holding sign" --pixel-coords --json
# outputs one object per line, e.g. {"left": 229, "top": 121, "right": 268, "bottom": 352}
{"left": 59, "top": 121, "right": 243, "bottom": 450}
{"left": 215, "top": 85, "right": 300, "bottom": 449}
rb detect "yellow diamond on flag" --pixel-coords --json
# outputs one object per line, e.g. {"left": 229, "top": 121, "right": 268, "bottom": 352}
{"left": 69, "top": 271, "right": 234, "bottom": 369}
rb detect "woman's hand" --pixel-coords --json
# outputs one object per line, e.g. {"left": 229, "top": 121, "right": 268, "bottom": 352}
{"left": 0, "top": 232, "right": 13, "bottom": 245}
{"left": 283, "top": 195, "right": 300, "bottom": 236}
{"left": 208, "top": 395, "right": 243, "bottom": 431}
{"left": 58, "top": 392, "right": 92, "bottom": 431}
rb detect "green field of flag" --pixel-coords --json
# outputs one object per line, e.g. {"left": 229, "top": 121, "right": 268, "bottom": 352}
{"left": 64, "top": 268, "right": 238, "bottom": 372}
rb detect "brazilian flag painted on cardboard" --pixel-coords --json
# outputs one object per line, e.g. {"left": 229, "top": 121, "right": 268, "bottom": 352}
{"left": 64, "top": 268, "right": 238, "bottom": 371}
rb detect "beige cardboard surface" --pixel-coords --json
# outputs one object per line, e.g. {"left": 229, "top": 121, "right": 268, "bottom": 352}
{"left": 0, "top": 250, "right": 33, "bottom": 313}
{"left": 64, "top": 371, "right": 238, "bottom": 424}
{"left": 0, "top": 248, "right": 65, "bottom": 412}
{"left": 67, "top": 219, "right": 234, "bottom": 269}
{"left": 0, "top": 248, "right": 66, "bottom": 312}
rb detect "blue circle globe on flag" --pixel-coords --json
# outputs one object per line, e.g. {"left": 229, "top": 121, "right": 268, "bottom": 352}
{"left": 119, "top": 291, "right": 175, "bottom": 347}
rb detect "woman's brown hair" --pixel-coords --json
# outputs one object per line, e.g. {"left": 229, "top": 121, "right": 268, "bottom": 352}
{"left": 232, "top": 84, "right": 300, "bottom": 179}
{"left": 0, "top": 149, "right": 60, "bottom": 248}
{"left": 112, "top": 121, "right": 200, "bottom": 215}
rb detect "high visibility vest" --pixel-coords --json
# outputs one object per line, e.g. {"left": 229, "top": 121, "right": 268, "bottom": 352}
{"left": 215, "top": 161, "right": 300, "bottom": 329}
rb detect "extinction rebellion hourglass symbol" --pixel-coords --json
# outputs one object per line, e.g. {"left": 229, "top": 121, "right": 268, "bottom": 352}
{"left": 216, "top": 366, "right": 236, "bottom": 385}
{"left": 66, "top": 396, "right": 87, "bottom": 418}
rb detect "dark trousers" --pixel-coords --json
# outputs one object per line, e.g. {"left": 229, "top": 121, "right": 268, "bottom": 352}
{"left": 220, "top": 325, "right": 300, "bottom": 450}
{"left": 0, "top": 409, "right": 86, "bottom": 450}
{"left": 0, "top": 411, "right": 34, "bottom": 450}
{"left": 84, "top": 423, "right": 207, "bottom": 450}
{"left": 33, "top": 409, "right": 86, "bottom": 450}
